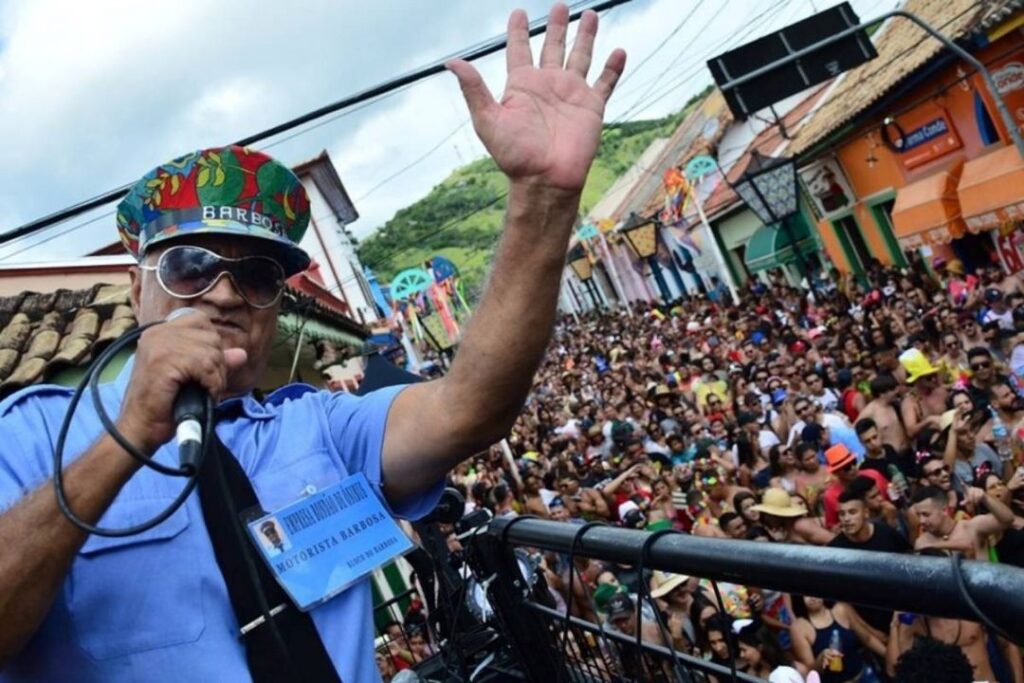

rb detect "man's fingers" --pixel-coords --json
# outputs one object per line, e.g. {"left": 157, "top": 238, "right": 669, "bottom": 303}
{"left": 447, "top": 59, "right": 496, "bottom": 122}
{"left": 224, "top": 348, "right": 249, "bottom": 373}
{"left": 539, "top": 3, "right": 569, "bottom": 69}
{"left": 593, "top": 48, "right": 627, "bottom": 102}
{"left": 506, "top": 9, "right": 533, "bottom": 72}
{"left": 566, "top": 9, "right": 597, "bottom": 77}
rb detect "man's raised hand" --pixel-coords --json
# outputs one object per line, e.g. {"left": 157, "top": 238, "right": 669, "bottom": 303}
{"left": 447, "top": 4, "right": 626, "bottom": 192}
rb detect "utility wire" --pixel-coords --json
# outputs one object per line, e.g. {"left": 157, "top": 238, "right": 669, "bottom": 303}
{"left": 330, "top": 0, "right": 795, "bottom": 295}
{"left": 0, "top": 0, "right": 636, "bottom": 250}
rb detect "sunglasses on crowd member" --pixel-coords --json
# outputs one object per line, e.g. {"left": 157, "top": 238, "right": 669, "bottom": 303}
{"left": 923, "top": 464, "right": 950, "bottom": 477}
{"left": 139, "top": 244, "right": 286, "bottom": 309}
{"left": 970, "top": 360, "right": 992, "bottom": 371}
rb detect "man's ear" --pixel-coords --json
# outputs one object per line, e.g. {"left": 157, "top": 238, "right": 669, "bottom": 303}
{"left": 128, "top": 266, "right": 142, "bottom": 315}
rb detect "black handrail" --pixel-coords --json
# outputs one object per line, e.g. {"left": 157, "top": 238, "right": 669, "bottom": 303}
{"left": 523, "top": 600, "right": 763, "bottom": 682}
{"left": 490, "top": 517, "right": 1024, "bottom": 645}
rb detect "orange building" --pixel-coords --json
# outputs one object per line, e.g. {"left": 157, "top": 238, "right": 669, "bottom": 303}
{"left": 791, "top": 0, "right": 1024, "bottom": 275}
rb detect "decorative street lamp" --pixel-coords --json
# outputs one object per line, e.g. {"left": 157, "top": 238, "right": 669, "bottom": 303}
{"left": 730, "top": 151, "right": 815, "bottom": 289}
{"left": 619, "top": 212, "right": 671, "bottom": 302}
{"left": 566, "top": 243, "right": 601, "bottom": 309}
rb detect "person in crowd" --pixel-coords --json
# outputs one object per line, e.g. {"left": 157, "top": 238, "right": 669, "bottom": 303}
{"left": 736, "top": 620, "right": 798, "bottom": 680}
{"left": 911, "top": 485, "right": 1015, "bottom": 560}
{"left": 966, "top": 346, "right": 1002, "bottom": 409}
{"left": 893, "top": 637, "right": 976, "bottom": 683}
{"left": 391, "top": 252, "right": 1024, "bottom": 679}
{"left": 821, "top": 445, "right": 890, "bottom": 531}
{"left": 854, "top": 417, "right": 908, "bottom": 484}
{"left": 976, "top": 472, "right": 1024, "bottom": 567}
{"left": 937, "top": 331, "right": 972, "bottom": 386}
{"left": 789, "top": 595, "right": 886, "bottom": 682}
{"left": 900, "top": 350, "right": 949, "bottom": 440}
{"left": 794, "top": 441, "right": 831, "bottom": 509}
{"left": 827, "top": 479, "right": 910, "bottom": 635}
{"left": 856, "top": 374, "right": 909, "bottom": 453}
{"left": 751, "top": 488, "right": 834, "bottom": 545}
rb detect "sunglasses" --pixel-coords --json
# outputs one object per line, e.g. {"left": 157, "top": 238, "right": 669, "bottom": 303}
{"left": 971, "top": 361, "right": 992, "bottom": 371}
{"left": 140, "top": 245, "right": 286, "bottom": 309}
{"left": 924, "top": 465, "right": 950, "bottom": 476}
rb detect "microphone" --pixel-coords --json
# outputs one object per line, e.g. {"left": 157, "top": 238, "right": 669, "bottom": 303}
{"left": 167, "top": 308, "right": 207, "bottom": 473}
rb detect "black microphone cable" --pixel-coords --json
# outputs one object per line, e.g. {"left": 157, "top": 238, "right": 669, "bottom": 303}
{"left": 53, "top": 320, "right": 214, "bottom": 537}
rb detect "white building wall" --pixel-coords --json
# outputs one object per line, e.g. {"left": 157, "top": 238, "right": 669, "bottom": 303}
{"left": 299, "top": 181, "right": 380, "bottom": 324}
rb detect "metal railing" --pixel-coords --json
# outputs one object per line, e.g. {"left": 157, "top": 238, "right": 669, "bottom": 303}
{"left": 464, "top": 517, "right": 1024, "bottom": 682}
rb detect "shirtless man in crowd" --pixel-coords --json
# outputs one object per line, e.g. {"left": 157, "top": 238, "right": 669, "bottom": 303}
{"left": 911, "top": 485, "right": 1014, "bottom": 559}
{"left": 901, "top": 367, "right": 948, "bottom": 441}
{"left": 857, "top": 374, "right": 909, "bottom": 453}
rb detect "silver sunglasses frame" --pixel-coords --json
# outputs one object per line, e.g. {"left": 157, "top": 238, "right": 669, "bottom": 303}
{"left": 138, "top": 245, "right": 285, "bottom": 310}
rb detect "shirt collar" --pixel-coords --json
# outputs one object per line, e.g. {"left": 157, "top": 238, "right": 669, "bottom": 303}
{"left": 115, "top": 353, "right": 284, "bottom": 422}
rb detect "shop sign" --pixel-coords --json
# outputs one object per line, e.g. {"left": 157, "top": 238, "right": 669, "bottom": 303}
{"left": 882, "top": 105, "right": 962, "bottom": 169}
{"left": 976, "top": 49, "right": 1024, "bottom": 136}
{"left": 799, "top": 158, "right": 854, "bottom": 216}
{"left": 993, "top": 228, "right": 1024, "bottom": 273}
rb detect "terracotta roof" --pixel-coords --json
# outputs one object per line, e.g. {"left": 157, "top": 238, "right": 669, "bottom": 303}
{"left": 791, "top": 0, "right": 1022, "bottom": 155}
{"left": 0, "top": 284, "right": 136, "bottom": 396}
{"left": 0, "top": 284, "right": 367, "bottom": 397}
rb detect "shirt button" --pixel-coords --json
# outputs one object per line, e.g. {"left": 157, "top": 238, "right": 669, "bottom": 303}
{"left": 304, "top": 484, "right": 317, "bottom": 496}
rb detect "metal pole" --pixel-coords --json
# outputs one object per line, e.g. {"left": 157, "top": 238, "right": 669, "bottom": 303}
{"left": 560, "top": 273, "right": 581, "bottom": 324}
{"left": 597, "top": 231, "right": 633, "bottom": 316}
{"left": 718, "top": 10, "right": 1024, "bottom": 159}
{"left": 647, "top": 256, "right": 671, "bottom": 302}
{"left": 585, "top": 279, "right": 602, "bottom": 309}
{"left": 691, "top": 186, "right": 741, "bottom": 301}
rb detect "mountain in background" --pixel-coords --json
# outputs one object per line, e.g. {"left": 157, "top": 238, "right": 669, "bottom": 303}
{"left": 357, "top": 86, "right": 712, "bottom": 301}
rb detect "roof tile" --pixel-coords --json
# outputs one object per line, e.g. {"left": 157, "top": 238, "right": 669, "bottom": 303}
{"left": 791, "top": 0, "right": 1019, "bottom": 154}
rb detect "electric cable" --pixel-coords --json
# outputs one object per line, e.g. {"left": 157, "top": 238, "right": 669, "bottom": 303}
{"left": 949, "top": 551, "right": 1018, "bottom": 646}
{"left": 52, "top": 320, "right": 213, "bottom": 537}
{"left": 635, "top": 528, "right": 687, "bottom": 683}
{"left": 1, "top": 0, "right": 635, "bottom": 249}
{"left": 708, "top": 579, "right": 739, "bottom": 683}
{"left": 558, "top": 520, "right": 607, "bottom": 683}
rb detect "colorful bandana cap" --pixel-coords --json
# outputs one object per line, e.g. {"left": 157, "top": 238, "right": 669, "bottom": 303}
{"left": 116, "top": 145, "right": 311, "bottom": 275}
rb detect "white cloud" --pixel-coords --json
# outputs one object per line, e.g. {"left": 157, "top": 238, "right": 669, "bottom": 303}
{"left": 0, "top": 0, "right": 892, "bottom": 260}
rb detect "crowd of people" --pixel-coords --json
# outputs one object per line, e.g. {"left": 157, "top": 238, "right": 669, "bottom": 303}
{"left": 403, "top": 260, "right": 1024, "bottom": 683}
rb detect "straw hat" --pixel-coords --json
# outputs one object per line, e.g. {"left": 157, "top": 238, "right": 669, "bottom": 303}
{"left": 649, "top": 571, "right": 692, "bottom": 599}
{"left": 750, "top": 488, "right": 807, "bottom": 517}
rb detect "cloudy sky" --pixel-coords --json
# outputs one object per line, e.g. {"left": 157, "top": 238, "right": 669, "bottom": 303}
{"left": 0, "top": 0, "right": 897, "bottom": 262}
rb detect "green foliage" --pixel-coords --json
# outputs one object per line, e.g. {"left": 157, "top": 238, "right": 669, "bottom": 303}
{"left": 357, "top": 90, "right": 711, "bottom": 300}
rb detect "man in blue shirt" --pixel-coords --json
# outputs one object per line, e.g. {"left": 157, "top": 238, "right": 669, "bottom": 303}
{"left": 0, "top": 5, "right": 626, "bottom": 681}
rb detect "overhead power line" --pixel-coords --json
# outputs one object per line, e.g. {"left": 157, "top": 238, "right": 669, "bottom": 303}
{"left": 0, "top": 0, "right": 636, "bottom": 251}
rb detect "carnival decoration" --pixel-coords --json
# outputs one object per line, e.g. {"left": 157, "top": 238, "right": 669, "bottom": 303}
{"left": 386, "top": 257, "right": 470, "bottom": 351}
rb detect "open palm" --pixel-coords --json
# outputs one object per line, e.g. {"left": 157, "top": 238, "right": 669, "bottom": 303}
{"left": 448, "top": 5, "right": 626, "bottom": 192}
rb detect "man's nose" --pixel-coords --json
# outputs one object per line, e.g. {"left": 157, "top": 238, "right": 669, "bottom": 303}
{"left": 202, "top": 272, "right": 247, "bottom": 307}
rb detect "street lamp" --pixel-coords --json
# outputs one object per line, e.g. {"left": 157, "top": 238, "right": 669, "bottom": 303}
{"left": 730, "top": 151, "right": 815, "bottom": 289}
{"left": 566, "top": 243, "right": 600, "bottom": 309}
{"left": 619, "top": 212, "right": 671, "bottom": 302}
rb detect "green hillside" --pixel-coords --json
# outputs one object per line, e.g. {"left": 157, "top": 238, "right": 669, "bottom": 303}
{"left": 358, "top": 89, "right": 710, "bottom": 301}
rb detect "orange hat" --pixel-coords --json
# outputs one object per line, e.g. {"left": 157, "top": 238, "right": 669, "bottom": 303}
{"left": 825, "top": 444, "right": 856, "bottom": 473}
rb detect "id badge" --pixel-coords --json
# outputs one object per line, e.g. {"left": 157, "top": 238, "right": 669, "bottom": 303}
{"left": 245, "top": 473, "right": 413, "bottom": 611}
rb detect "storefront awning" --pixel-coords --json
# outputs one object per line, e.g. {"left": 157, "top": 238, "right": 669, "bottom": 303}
{"left": 890, "top": 160, "right": 965, "bottom": 249}
{"left": 744, "top": 222, "right": 817, "bottom": 273}
{"left": 958, "top": 145, "right": 1024, "bottom": 232}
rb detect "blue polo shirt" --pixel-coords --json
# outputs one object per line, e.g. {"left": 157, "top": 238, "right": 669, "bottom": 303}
{"left": 0, "top": 358, "right": 442, "bottom": 682}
